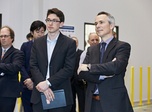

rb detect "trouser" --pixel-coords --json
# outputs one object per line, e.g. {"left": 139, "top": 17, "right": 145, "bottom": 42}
{"left": 90, "top": 97, "right": 103, "bottom": 112}
{"left": 21, "top": 88, "right": 33, "bottom": 112}
{"left": 33, "top": 100, "right": 72, "bottom": 112}
{"left": 0, "top": 96, "right": 16, "bottom": 112}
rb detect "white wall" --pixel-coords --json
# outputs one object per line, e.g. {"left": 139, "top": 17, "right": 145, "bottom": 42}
{"left": 1, "top": 0, "right": 152, "bottom": 103}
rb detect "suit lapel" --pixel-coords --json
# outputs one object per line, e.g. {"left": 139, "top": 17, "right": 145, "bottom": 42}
{"left": 1, "top": 46, "right": 14, "bottom": 61}
{"left": 50, "top": 33, "right": 64, "bottom": 62}
{"left": 0, "top": 48, "right": 2, "bottom": 57}
{"left": 39, "top": 35, "right": 48, "bottom": 66}
{"left": 95, "top": 44, "right": 100, "bottom": 63}
{"left": 103, "top": 38, "right": 117, "bottom": 62}
{"left": 0, "top": 48, "right": 2, "bottom": 62}
{"left": 90, "top": 44, "right": 100, "bottom": 64}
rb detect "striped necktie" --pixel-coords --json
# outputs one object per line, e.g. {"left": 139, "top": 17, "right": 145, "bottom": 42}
{"left": 1, "top": 49, "right": 6, "bottom": 59}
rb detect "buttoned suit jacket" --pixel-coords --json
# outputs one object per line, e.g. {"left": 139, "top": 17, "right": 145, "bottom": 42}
{"left": 30, "top": 33, "right": 76, "bottom": 106}
{"left": 79, "top": 38, "right": 134, "bottom": 112}
{"left": 0, "top": 46, "right": 24, "bottom": 97}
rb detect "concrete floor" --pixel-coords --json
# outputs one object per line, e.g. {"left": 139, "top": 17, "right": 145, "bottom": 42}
{"left": 19, "top": 104, "right": 152, "bottom": 112}
{"left": 17, "top": 100, "right": 152, "bottom": 112}
{"left": 134, "top": 104, "right": 152, "bottom": 112}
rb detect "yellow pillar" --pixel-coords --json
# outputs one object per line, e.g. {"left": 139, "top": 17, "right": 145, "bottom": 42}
{"left": 139, "top": 66, "right": 142, "bottom": 106}
{"left": 130, "top": 66, "right": 134, "bottom": 106}
{"left": 147, "top": 66, "right": 151, "bottom": 104}
{"left": 18, "top": 72, "right": 22, "bottom": 111}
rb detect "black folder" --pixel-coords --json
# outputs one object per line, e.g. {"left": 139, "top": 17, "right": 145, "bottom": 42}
{"left": 41, "top": 89, "right": 66, "bottom": 110}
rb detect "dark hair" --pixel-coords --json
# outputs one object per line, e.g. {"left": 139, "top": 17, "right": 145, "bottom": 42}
{"left": 97, "top": 11, "right": 115, "bottom": 25}
{"left": 46, "top": 8, "right": 65, "bottom": 22}
{"left": 30, "top": 20, "right": 46, "bottom": 33}
{"left": 0, "top": 26, "right": 15, "bottom": 42}
{"left": 26, "top": 33, "right": 33, "bottom": 39}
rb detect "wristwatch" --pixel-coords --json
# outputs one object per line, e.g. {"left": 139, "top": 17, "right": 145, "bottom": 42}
{"left": 87, "top": 64, "right": 91, "bottom": 70}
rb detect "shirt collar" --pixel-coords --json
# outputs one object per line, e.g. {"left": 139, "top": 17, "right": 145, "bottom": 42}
{"left": 2, "top": 46, "right": 10, "bottom": 52}
{"left": 47, "top": 33, "right": 59, "bottom": 42}
{"left": 101, "top": 36, "right": 114, "bottom": 45}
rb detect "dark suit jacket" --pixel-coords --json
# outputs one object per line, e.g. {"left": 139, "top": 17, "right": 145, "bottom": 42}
{"left": 0, "top": 46, "right": 24, "bottom": 97}
{"left": 20, "top": 40, "right": 33, "bottom": 81}
{"left": 79, "top": 38, "right": 133, "bottom": 112}
{"left": 30, "top": 33, "right": 76, "bottom": 105}
{"left": 71, "top": 49, "right": 83, "bottom": 83}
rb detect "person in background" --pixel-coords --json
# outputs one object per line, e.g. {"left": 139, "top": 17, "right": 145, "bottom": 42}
{"left": 79, "top": 32, "right": 100, "bottom": 64}
{"left": 87, "top": 32, "right": 100, "bottom": 46}
{"left": 70, "top": 36, "right": 84, "bottom": 112}
{"left": 26, "top": 32, "right": 33, "bottom": 41}
{"left": 78, "top": 11, "right": 133, "bottom": 112}
{"left": 30, "top": 8, "right": 76, "bottom": 112}
{"left": 20, "top": 20, "right": 46, "bottom": 112}
{"left": 113, "top": 31, "right": 117, "bottom": 39}
{"left": 0, "top": 26, "right": 24, "bottom": 112}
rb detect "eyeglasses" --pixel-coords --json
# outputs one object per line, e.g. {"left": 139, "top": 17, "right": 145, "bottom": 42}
{"left": 0, "top": 35, "right": 10, "bottom": 38}
{"left": 45, "top": 19, "right": 60, "bottom": 23}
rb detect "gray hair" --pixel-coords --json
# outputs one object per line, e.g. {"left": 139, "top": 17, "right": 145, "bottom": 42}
{"left": 97, "top": 11, "right": 115, "bottom": 26}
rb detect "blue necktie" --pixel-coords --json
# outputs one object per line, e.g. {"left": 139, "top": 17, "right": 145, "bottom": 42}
{"left": 100, "top": 42, "right": 106, "bottom": 63}
{"left": 94, "top": 42, "right": 106, "bottom": 94}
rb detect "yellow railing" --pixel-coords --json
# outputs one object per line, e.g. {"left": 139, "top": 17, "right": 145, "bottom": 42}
{"left": 147, "top": 66, "right": 151, "bottom": 104}
{"left": 130, "top": 66, "right": 151, "bottom": 107}
{"left": 139, "top": 66, "right": 143, "bottom": 106}
{"left": 130, "top": 66, "right": 134, "bottom": 106}
{"left": 14, "top": 72, "right": 22, "bottom": 112}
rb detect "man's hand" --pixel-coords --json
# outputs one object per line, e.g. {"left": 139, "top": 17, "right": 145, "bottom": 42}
{"left": 43, "top": 88, "right": 55, "bottom": 104}
{"left": 24, "top": 78, "right": 33, "bottom": 90}
{"left": 36, "top": 81, "right": 49, "bottom": 92}
{"left": 77, "top": 64, "right": 89, "bottom": 75}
